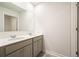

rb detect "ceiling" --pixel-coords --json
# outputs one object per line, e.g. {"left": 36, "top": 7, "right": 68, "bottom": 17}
{"left": 0, "top": 2, "right": 25, "bottom": 12}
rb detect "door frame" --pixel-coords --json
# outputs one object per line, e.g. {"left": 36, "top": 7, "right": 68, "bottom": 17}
{"left": 70, "top": 2, "right": 77, "bottom": 57}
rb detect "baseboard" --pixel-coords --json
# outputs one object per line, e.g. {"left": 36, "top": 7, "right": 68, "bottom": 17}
{"left": 45, "top": 50, "right": 66, "bottom": 57}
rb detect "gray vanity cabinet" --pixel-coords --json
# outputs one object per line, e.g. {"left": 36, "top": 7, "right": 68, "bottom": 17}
{"left": 0, "top": 35, "right": 43, "bottom": 57}
{"left": 24, "top": 44, "right": 32, "bottom": 57}
{"left": 6, "top": 39, "right": 32, "bottom": 57}
{"left": 33, "top": 35, "right": 43, "bottom": 57}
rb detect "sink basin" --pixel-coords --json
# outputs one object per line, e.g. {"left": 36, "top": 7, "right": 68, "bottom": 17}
{"left": 0, "top": 35, "right": 31, "bottom": 43}
{"left": 8, "top": 35, "right": 31, "bottom": 40}
{"left": 8, "top": 37, "right": 26, "bottom": 41}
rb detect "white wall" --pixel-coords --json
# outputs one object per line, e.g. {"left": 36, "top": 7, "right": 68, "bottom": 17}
{"left": 19, "top": 3, "right": 35, "bottom": 33}
{"left": 0, "top": 7, "right": 4, "bottom": 32}
{"left": 35, "top": 2, "right": 72, "bottom": 56}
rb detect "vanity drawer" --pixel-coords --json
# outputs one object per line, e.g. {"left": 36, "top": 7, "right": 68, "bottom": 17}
{"left": 5, "top": 39, "right": 32, "bottom": 55}
{"left": 33, "top": 35, "right": 43, "bottom": 42}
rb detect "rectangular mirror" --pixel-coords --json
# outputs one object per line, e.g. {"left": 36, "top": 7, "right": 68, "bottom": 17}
{"left": 0, "top": 2, "right": 34, "bottom": 32}
{"left": 4, "top": 14, "right": 18, "bottom": 31}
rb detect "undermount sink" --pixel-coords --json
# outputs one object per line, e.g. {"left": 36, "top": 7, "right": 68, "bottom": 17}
{"left": 0, "top": 35, "right": 32, "bottom": 43}
{"left": 0, "top": 35, "right": 30, "bottom": 45}
{"left": 8, "top": 37, "right": 26, "bottom": 41}
{"left": 8, "top": 35, "right": 31, "bottom": 41}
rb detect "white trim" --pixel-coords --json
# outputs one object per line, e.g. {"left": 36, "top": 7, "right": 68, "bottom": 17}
{"left": 45, "top": 50, "right": 66, "bottom": 57}
{"left": 3, "top": 11, "right": 4, "bottom": 32}
{"left": 17, "top": 16, "right": 19, "bottom": 31}
{"left": 70, "top": 2, "right": 77, "bottom": 57}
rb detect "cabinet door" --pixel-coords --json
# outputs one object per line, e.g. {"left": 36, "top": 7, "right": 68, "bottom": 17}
{"left": 37, "top": 39, "right": 42, "bottom": 54}
{"left": 24, "top": 44, "right": 32, "bottom": 57}
{"left": 33, "top": 36, "right": 43, "bottom": 57}
{"left": 33, "top": 41, "right": 38, "bottom": 57}
{"left": 7, "top": 48, "right": 24, "bottom": 57}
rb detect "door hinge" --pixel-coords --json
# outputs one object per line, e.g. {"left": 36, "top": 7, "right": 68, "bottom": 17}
{"left": 76, "top": 51, "right": 78, "bottom": 55}
{"left": 76, "top": 28, "right": 78, "bottom": 31}
{"left": 76, "top": 4, "right": 78, "bottom": 7}
{"left": 76, "top": 3, "right": 79, "bottom": 7}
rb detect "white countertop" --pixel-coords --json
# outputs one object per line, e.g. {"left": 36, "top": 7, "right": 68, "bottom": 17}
{"left": 0, "top": 33, "right": 43, "bottom": 47}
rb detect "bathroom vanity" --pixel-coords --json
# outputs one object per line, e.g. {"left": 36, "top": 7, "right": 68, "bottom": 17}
{"left": 0, "top": 3, "right": 44, "bottom": 57}
{"left": 0, "top": 35, "right": 43, "bottom": 57}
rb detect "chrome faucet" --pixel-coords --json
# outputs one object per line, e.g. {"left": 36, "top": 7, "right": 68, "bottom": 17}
{"left": 10, "top": 34, "right": 16, "bottom": 39}
{"left": 29, "top": 33, "right": 32, "bottom": 35}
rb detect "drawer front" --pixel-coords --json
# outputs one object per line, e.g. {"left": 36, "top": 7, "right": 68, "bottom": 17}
{"left": 6, "top": 39, "right": 32, "bottom": 55}
{"left": 7, "top": 48, "right": 24, "bottom": 57}
{"left": 33, "top": 35, "right": 43, "bottom": 42}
